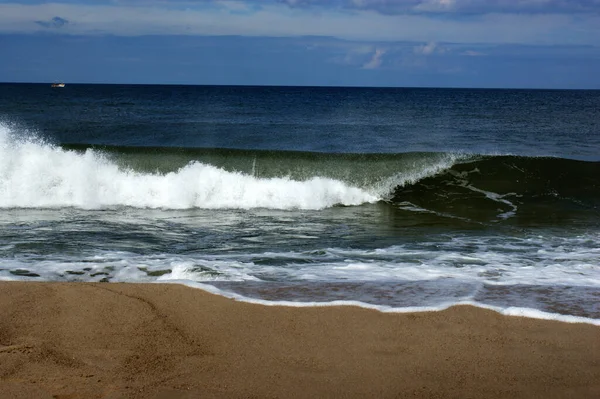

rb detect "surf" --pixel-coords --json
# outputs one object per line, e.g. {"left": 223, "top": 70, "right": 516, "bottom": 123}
{"left": 0, "top": 124, "right": 379, "bottom": 210}
{"left": 2, "top": 123, "right": 599, "bottom": 217}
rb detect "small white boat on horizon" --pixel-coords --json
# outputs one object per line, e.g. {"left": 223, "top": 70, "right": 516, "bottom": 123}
{"left": 51, "top": 82, "right": 65, "bottom": 88}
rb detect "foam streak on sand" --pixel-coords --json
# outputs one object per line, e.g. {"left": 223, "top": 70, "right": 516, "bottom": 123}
{"left": 179, "top": 281, "right": 600, "bottom": 326}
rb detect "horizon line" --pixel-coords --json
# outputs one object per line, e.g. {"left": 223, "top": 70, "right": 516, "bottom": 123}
{"left": 1, "top": 81, "right": 598, "bottom": 91}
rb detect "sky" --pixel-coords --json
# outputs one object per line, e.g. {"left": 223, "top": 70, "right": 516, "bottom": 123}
{"left": 1, "top": 0, "right": 599, "bottom": 88}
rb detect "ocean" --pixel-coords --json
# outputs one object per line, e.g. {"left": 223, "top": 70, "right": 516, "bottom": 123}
{"left": 1, "top": 83, "right": 599, "bottom": 323}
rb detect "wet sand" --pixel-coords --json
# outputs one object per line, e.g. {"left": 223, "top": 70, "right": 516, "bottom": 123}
{"left": 0, "top": 281, "right": 598, "bottom": 399}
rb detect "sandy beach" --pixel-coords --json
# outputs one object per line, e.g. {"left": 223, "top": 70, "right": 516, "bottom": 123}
{"left": 0, "top": 282, "right": 598, "bottom": 398}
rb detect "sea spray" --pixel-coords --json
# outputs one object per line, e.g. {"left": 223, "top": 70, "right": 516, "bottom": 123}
{"left": 0, "top": 124, "right": 377, "bottom": 210}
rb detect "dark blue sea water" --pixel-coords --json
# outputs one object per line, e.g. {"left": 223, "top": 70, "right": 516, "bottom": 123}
{"left": 1, "top": 84, "right": 599, "bottom": 322}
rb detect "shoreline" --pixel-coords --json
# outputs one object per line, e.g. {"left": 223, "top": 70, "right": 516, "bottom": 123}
{"left": 181, "top": 280, "right": 600, "bottom": 326}
{"left": 1, "top": 281, "right": 599, "bottom": 398}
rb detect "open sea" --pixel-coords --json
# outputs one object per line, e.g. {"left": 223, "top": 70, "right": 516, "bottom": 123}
{"left": 1, "top": 83, "right": 599, "bottom": 324}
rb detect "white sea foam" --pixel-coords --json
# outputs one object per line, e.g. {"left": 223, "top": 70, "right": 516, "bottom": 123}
{"left": 448, "top": 168, "right": 518, "bottom": 219}
{"left": 2, "top": 233, "right": 598, "bottom": 287}
{"left": 1, "top": 242, "right": 598, "bottom": 324}
{"left": 207, "top": 237, "right": 599, "bottom": 287}
{"left": 165, "top": 281, "right": 600, "bottom": 326}
{"left": 0, "top": 124, "right": 377, "bottom": 210}
{"left": 0, "top": 253, "right": 261, "bottom": 283}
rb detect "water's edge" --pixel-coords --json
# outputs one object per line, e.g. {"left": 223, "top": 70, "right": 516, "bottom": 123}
{"left": 168, "top": 280, "right": 600, "bottom": 326}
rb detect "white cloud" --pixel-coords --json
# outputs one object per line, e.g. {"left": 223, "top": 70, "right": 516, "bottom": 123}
{"left": 277, "top": 0, "right": 600, "bottom": 15}
{"left": 414, "top": 41, "right": 438, "bottom": 55}
{"left": 414, "top": 0, "right": 456, "bottom": 12}
{"left": 216, "top": 0, "right": 259, "bottom": 13}
{"left": 461, "top": 50, "right": 486, "bottom": 56}
{"left": 362, "top": 48, "right": 386, "bottom": 69}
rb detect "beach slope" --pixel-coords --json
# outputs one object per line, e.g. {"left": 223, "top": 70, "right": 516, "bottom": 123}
{"left": 0, "top": 282, "right": 598, "bottom": 398}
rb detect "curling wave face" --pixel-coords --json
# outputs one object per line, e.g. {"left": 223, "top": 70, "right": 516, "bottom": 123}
{"left": 3, "top": 123, "right": 599, "bottom": 226}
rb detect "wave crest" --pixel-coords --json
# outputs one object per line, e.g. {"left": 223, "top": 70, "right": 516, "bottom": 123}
{"left": 0, "top": 125, "right": 377, "bottom": 210}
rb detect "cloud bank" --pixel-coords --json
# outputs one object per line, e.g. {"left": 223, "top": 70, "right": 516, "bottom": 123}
{"left": 0, "top": 1, "right": 598, "bottom": 46}
{"left": 277, "top": 0, "right": 600, "bottom": 15}
{"left": 106, "top": 0, "right": 600, "bottom": 15}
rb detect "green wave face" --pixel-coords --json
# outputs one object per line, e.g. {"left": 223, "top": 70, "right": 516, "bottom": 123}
{"left": 61, "top": 144, "right": 467, "bottom": 197}
{"left": 60, "top": 145, "right": 600, "bottom": 224}
{"left": 392, "top": 155, "right": 600, "bottom": 224}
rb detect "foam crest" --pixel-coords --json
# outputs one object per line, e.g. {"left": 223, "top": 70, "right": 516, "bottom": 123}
{"left": 0, "top": 125, "right": 377, "bottom": 210}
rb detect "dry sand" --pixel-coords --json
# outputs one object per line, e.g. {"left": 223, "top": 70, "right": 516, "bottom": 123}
{"left": 0, "top": 281, "right": 598, "bottom": 399}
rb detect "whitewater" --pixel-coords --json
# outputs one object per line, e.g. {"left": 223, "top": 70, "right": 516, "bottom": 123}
{"left": 0, "top": 125, "right": 380, "bottom": 210}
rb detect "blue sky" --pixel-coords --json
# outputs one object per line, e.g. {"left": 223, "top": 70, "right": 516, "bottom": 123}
{"left": 1, "top": 0, "right": 599, "bottom": 88}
